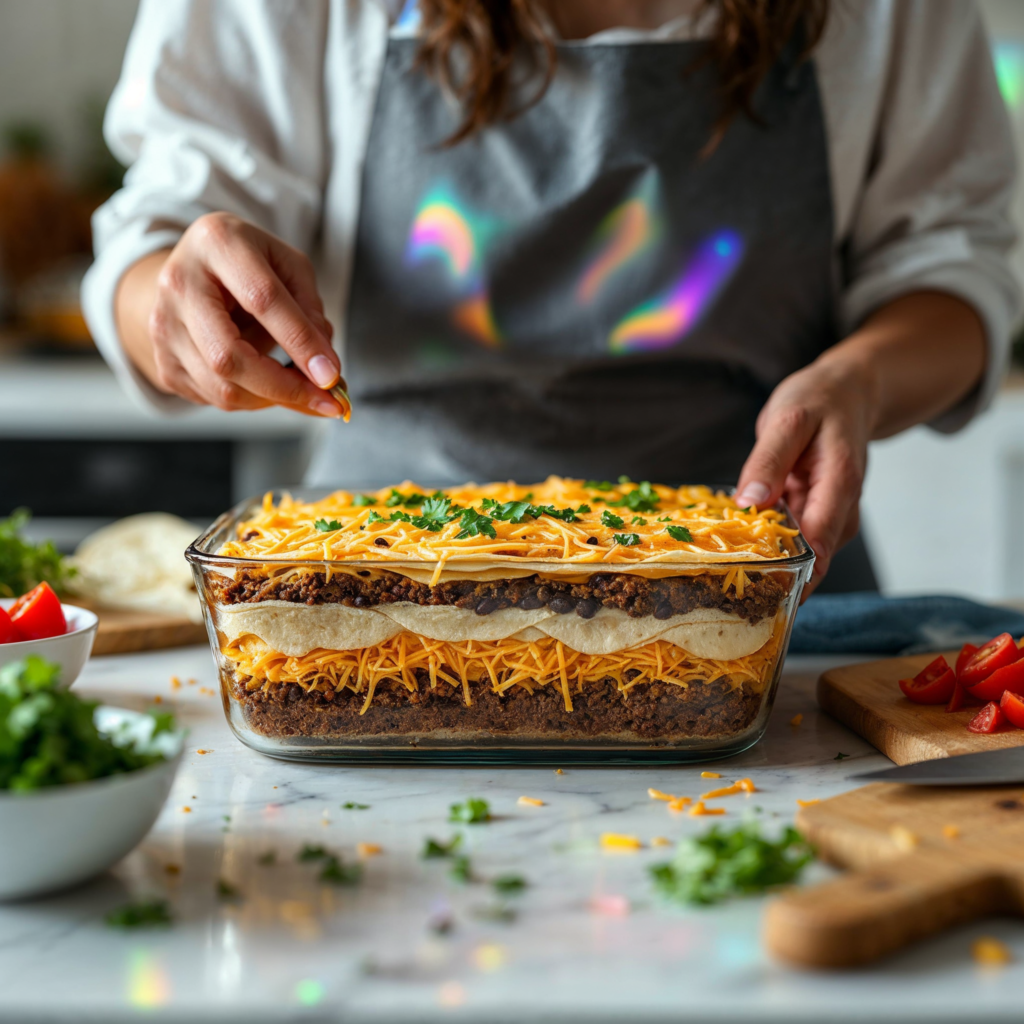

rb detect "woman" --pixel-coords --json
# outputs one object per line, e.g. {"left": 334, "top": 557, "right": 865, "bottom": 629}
{"left": 84, "top": 0, "right": 1019, "bottom": 593}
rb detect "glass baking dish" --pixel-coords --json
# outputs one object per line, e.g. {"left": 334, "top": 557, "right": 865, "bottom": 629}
{"left": 186, "top": 488, "right": 814, "bottom": 764}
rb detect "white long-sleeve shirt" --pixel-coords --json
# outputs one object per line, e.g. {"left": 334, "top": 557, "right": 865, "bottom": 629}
{"left": 83, "top": 0, "right": 1021, "bottom": 433}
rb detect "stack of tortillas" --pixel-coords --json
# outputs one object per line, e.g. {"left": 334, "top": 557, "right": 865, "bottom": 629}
{"left": 69, "top": 513, "right": 202, "bottom": 622}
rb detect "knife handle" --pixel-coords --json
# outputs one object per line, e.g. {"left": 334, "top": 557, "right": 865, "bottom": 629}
{"left": 763, "top": 848, "right": 1007, "bottom": 968}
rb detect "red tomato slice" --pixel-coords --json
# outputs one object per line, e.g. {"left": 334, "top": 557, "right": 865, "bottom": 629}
{"left": 8, "top": 582, "right": 67, "bottom": 641}
{"left": 966, "top": 701, "right": 1006, "bottom": 734}
{"left": 0, "top": 606, "right": 21, "bottom": 644}
{"left": 959, "top": 633, "right": 1020, "bottom": 687}
{"left": 945, "top": 678, "right": 980, "bottom": 713}
{"left": 899, "top": 665, "right": 956, "bottom": 705}
{"left": 955, "top": 643, "right": 979, "bottom": 679}
{"left": 965, "top": 657, "right": 1024, "bottom": 702}
{"left": 999, "top": 690, "right": 1024, "bottom": 729}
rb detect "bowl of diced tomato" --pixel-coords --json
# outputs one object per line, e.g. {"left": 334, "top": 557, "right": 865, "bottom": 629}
{"left": 0, "top": 583, "right": 98, "bottom": 688}
{"left": 898, "top": 631, "right": 1024, "bottom": 733}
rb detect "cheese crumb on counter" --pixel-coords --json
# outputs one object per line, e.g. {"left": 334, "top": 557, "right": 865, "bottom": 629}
{"left": 700, "top": 771, "right": 722, "bottom": 779}
{"left": 943, "top": 824, "right": 960, "bottom": 839}
{"left": 789, "top": 713, "right": 803, "bottom": 727}
{"left": 889, "top": 826, "right": 920, "bottom": 852}
{"left": 600, "top": 833, "right": 643, "bottom": 852}
{"left": 795, "top": 799, "right": 819, "bottom": 808}
{"left": 668, "top": 797, "right": 692, "bottom": 813}
{"left": 356, "top": 842, "right": 382, "bottom": 858}
{"left": 170, "top": 676, "right": 182, "bottom": 690}
{"left": 650, "top": 837, "right": 672, "bottom": 847}
{"left": 688, "top": 801, "right": 726, "bottom": 817}
{"left": 972, "top": 937, "right": 1012, "bottom": 966}
{"left": 517, "top": 796, "right": 545, "bottom": 807}
{"left": 648, "top": 788, "right": 676, "bottom": 802}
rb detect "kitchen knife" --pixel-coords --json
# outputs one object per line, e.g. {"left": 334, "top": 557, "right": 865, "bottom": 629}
{"left": 850, "top": 746, "right": 1024, "bottom": 785}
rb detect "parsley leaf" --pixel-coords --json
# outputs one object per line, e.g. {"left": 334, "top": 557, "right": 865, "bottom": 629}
{"left": 585, "top": 480, "right": 615, "bottom": 491}
{"left": 389, "top": 510, "right": 412, "bottom": 523}
{"left": 483, "top": 499, "right": 536, "bottom": 523}
{"left": 297, "top": 844, "right": 329, "bottom": 862}
{"left": 456, "top": 510, "right": 496, "bottom": 540}
{"left": 409, "top": 495, "right": 459, "bottom": 531}
{"left": 366, "top": 510, "right": 387, "bottom": 524}
{"left": 351, "top": 494, "right": 376, "bottom": 507}
{"left": 449, "top": 855, "right": 474, "bottom": 884}
{"left": 608, "top": 480, "right": 660, "bottom": 513}
{"left": 449, "top": 797, "right": 491, "bottom": 824}
{"left": 666, "top": 525, "right": 693, "bottom": 542}
{"left": 492, "top": 874, "right": 527, "bottom": 896}
{"left": 0, "top": 508, "right": 73, "bottom": 599}
{"left": 649, "top": 823, "right": 814, "bottom": 906}
{"left": 834, "top": 752, "right": 850, "bottom": 761}
{"left": 656, "top": 516, "right": 672, "bottom": 522}
{"left": 320, "top": 855, "right": 362, "bottom": 886}
{"left": 385, "top": 488, "right": 427, "bottom": 508}
{"left": 601, "top": 510, "right": 624, "bottom": 529}
{"left": 105, "top": 899, "right": 173, "bottom": 929}
{"left": 216, "top": 879, "right": 242, "bottom": 902}
{"left": 631, "top": 515, "right": 647, "bottom": 526}
{"left": 314, "top": 518, "right": 342, "bottom": 533}
{"left": 422, "top": 834, "right": 463, "bottom": 859}
{"left": 342, "top": 801, "right": 370, "bottom": 810}
{"left": 612, "top": 533, "right": 641, "bottom": 547}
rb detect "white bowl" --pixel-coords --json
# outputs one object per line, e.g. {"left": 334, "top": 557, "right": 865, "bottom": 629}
{"left": 0, "top": 708, "right": 184, "bottom": 900}
{"left": 0, "top": 598, "right": 98, "bottom": 688}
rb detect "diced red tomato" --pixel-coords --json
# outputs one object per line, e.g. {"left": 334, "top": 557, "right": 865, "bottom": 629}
{"left": 955, "top": 643, "right": 979, "bottom": 679}
{"left": 945, "top": 678, "right": 979, "bottom": 713}
{"left": 899, "top": 656, "right": 956, "bottom": 704}
{"left": 999, "top": 690, "right": 1024, "bottom": 729}
{"left": 0, "top": 606, "right": 21, "bottom": 644}
{"left": 964, "top": 658, "right": 1024, "bottom": 702}
{"left": 959, "top": 634, "right": 1021, "bottom": 688}
{"left": 967, "top": 701, "right": 1006, "bottom": 734}
{"left": 8, "top": 582, "right": 66, "bottom": 641}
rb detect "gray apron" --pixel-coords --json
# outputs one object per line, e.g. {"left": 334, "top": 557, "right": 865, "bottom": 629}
{"left": 309, "top": 27, "right": 836, "bottom": 490}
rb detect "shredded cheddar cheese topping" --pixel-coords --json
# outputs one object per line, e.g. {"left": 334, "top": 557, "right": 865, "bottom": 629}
{"left": 221, "top": 477, "right": 800, "bottom": 569}
{"left": 221, "top": 627, "right": 782, "bottom": 715}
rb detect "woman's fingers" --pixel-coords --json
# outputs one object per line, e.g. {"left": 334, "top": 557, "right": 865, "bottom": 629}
{"left": 198, "top": 217, "right": 341, "bottom": 390}
{"left": 735, "top": 401, "right": 820, "bottom": 509}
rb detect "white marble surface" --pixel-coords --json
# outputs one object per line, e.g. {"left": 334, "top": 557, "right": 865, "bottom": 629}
{"left": 1, "top": 648, "right": 1021, "bottom": 1024}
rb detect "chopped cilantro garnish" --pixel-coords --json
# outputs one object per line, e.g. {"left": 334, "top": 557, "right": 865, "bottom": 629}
{"left": 385, "top": 488, "right": 427, "bottom": 508}
{"left": 482, "top": 498, "right": 535, "bottom": 523}
{"left": 0, "top": 508, "right": 73, "bottom": 598}
{"left": 656, "top": 515, "right": 672, "bottom": 522}
{"left": 409, "top": 495, "right": 460, "bottom": 531}
{"left": 422, "top": 834, "right": 463, "bottom": 859}
{"left": 351, "top": 494, "right": 376, "bottom": 507}
{"left": 600, "top": 510, "right": 624, "bottom": 529}
{"left": 631, "top": 515, "right": 647, "bottom": 526}
{"left": 297, "top": 844, "right": 329, "bottom": 862}
{"left": 834, "top": 752, "right": 850, "bottom": 761}
{"left": 342, "top": 801, "right": 370, "bottom": 810}
{"left": 314, "top": 518, "right": 342, "bottom": 533}
{"left": 492, "top": 874, "right": 527, "bottom": 896}
{"left": 649, "top": 823, "right": 814, "bottom": 906}
{"left": 618, "top": 475, "right": 630, "bottom": 484}
{"left": 666, "top": 525, "right": 693, "bottom": 542}
{"left": 585, "top": 480, "right": 615, "bottom": 491}
{"left": 320, "top": 855, "right": 362, "bottom": 886}
{"left": 366, "top": 510, "right": 387, "bottom": 524}
{"left": 612, "top": 533, "right": 641, "bottom": 547}
{"left": 449, "top": 797, "right": 491, "bottom": 824}
{"left": 389, "top": 510, "right": 412, "bottom": 523}
{"left": 449, "top": 855, "right": 474, "bottom": 884}
{"left": 105, "top": 899, "right": 173, "bottom": 929}
{"left": 608, "top": 480, "right": 660, "bottom": 513}
{"left": 216, "top": 879, "right": 242, "bottom": 901}
{"left": 456, "top": 510, "right": 496, "bottom": 540}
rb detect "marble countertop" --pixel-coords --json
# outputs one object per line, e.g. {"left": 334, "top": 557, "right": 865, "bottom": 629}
{"left": 1, "top": 647, "right": 1021, "bottom": 1024}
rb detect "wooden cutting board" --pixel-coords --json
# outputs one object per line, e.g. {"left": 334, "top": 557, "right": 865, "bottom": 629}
{"left": 817, "top": 653, "right": 1024, "bottom": 765}
{"left": 764, "top": 783, "right": 1024, "bottom": 967}
{"left": 90, "top": 606, "right": 206, "bottom": 656}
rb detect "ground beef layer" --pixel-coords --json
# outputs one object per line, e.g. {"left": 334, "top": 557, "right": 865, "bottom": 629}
{"left": 227, "top": 672, "right": 765, "bottom": 743}
{"left": 215, "top": 568, "right": 787, "bottom": 624}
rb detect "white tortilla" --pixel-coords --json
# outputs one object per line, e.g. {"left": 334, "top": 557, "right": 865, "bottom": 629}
{"left": 216, "top": 600, "right": 775, "bottom": 660}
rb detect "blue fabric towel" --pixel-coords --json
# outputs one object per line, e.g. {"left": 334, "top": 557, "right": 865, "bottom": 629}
{"left": 789, "top": 592, "right": 1024, "bottom": 656}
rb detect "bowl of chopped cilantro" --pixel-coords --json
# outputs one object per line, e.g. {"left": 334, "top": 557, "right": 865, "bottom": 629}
{"left": 0, "top": 656, "right": 184, "bottom": 900}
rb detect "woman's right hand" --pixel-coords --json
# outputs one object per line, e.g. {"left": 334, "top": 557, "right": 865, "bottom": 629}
{"left": 117, "top": 212, "right": 345, "bottom": 417}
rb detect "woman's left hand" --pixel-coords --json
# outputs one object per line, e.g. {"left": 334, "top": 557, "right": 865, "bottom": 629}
{"left": 734, "top": 291, "right": 987, "bottom": 595}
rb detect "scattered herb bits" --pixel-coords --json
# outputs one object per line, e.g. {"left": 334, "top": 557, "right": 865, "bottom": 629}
{"left": 105, "top": 899, "right": 173, "bottom": 929}
{"left": 449, "top": 798, "right": 491, "bottom": 824}
{"left": 492, "top": 874, "right": 527, "bottom": 897}
{"left": 666, "top": 525, "right": 693, "bottom": 543}
{"left": 351, "top": 494, "right": 377, "bottom": 506}
{"left": 298, "top": 844, "right": 329, "bottom": 862}
{"left": 649, "top": 823, "right": 814, "bottom": 906}
{"left": 456, "top": 510, "right": 496, "bottom": 540}
{"left": 320, "top": 855, "right": 362, "bottom": 886}
{"left": 342, "top": 801, "right": 370, "bottom": 810}
{"left": 600, "top": 510, "right": 624, "bottom": 529}
{"left": 834, "top": 752, "right": 850, "bottom": 761}
{"left": 216, "top": 879, "right": 242, "bottom": 902}
{"left": 612, "top": 533, "right": 641, "bottom": 547}
{"left": 314, "top": 519, "right": 342, "bottom": 533}
{"left": 422, "top": 835, "right": 463, "bottom": 859}
{"left": 449, "top": 855, "right": 474, "bottom": 884}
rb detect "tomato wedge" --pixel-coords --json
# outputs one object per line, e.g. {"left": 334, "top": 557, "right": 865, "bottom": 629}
{"left": 959, "top": 633, "right": 1021, "bottom": 687}
{"left": 967, "top": 701, "right": 1006, "bottom": 734}
{"left": 945, "top": 678, "right": 979, "bottom": 713}
{"left": 8, "top": 582, "right": 67, "bottom": 641}
{"left": 964, "top": 657, "right": 1024, "bottom": 702}
{"left": 0, "top": 606, "right": 21, "bottom": 644}
{"left": 955, "top": 643, "right": 979, "bottom": 679}
{"left": 899, "top": 656, "right": 956, "bottom": 704}
{"left": 999, "top": 690, "right": 1024, "bottom": 729}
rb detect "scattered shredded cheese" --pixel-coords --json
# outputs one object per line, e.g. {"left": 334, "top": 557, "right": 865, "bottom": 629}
{"left": 182, "top": 806, "right": 192, "bottom": 813}
{"left": 517, "top": 796, "right": 545, "bottom": 807}
{"left": 648, "top": 788, "right": 676, "bottom": 802}
{"left": 600, "top": 833, "right": 643, "bottom": 852}
{"left": 688, "top": 801, "right": 726, "bottom": 817}
{"left": 554, "top": 769, "right": 564, "bottom": 775}
{"left": 651, "top": 837, "right": 672, "bottom": 847}
{"left": 943, "top": 824, "right": 960, "bottom": 840}
{"left": 795, "top": 799, "right": 819, "bottom": 808}
{"left": 356, "top": 842, "right": 382, "bottom": 858}
{"left": 667, "top": 797, "right": 693, "bottom": 813}
{"left": 789, "top": 713, "right": 803, "bottom": 727}
{"left": 972, "top": 937, "right": 1013, "bottom": 966}
{"left": 196, "top": 749, "right": 212, "bottom": 755}
{"left": 700, "top": 771, "right": 722, "bottom": 779}
{"left": 170, "top": 676, "right": 182, "bottom": 690}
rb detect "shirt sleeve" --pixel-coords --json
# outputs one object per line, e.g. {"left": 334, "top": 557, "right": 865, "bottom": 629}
{"left": 81, "top": 0, "right": 329, "bottom": 413}
{"left": 841, "top": 0, "right": 1021, "bottom": 433}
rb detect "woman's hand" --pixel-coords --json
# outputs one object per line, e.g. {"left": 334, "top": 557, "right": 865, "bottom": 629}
{"left": 735, "top": 292, "right": 987, "bottom": 593}
{"left": 116, "top": 213, "right": 345, "bottom": 417}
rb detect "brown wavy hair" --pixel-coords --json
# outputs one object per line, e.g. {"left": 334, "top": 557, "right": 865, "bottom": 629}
{"left": 417, "top": 0, "right": 829, "bottom": 149}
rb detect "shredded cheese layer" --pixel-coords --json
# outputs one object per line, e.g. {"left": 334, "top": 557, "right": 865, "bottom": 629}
{"left": 221, "top": 626, "right": 783, "bottom": 715}
{"left": 221, "top": 476, "right": 800, "bottom": 569}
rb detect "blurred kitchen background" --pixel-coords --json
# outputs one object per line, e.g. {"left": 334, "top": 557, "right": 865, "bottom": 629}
{"left": 1, "top": 0, "right": 1023, "bottom": 602}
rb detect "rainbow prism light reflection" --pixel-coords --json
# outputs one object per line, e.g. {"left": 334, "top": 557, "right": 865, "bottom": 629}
{"left": 993, "top": 40, "right": 1024, "bottom": 112}
{"left": 609, "top": 229, "right": 744, "bottom": 353}
{"left": 405, "top": 184, "right": 502, "bottom": 348}
{"left": 576, "top": 176, "right": 659, "bottom": 305}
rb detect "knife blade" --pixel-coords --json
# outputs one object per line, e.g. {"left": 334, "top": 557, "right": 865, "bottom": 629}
{"left": 850, "top": 746, "right": 1024, "bottom": 785}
